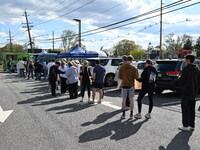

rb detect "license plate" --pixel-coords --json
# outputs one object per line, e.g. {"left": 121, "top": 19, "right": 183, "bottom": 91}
{"left": 158, "top": 73, "right": 162, "bottom": 77}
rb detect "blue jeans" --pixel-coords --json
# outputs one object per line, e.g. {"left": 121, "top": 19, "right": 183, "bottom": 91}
{"left": 43, "top": 69, "right": 48, "bottom": 80}
{"left": 8, "top": 67, "right": 12, "bottom": 74}
{"left": 28, "top": 68, "right": 34, "bottom": 79}
{"left": 36, "top": 72, "right": 41, "bottom": 80}
{"left": 19, "top": 69, "right": 25, "bottom": 78}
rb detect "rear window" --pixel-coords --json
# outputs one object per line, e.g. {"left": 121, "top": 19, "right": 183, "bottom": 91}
{"left": 137, "top": 63, "right": 146, "bottom": 70}
{"left": 156, "top": 61, "right": 179, "bottom": 71}
{"left": 87, "top": 59, "right": 109, "bottom": 67}
{"left": 111, "top": 59, "right": 122, "bottom": 66}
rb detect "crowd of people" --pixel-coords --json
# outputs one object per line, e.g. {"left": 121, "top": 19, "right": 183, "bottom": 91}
{"left": 9, "top": 54, "right": 200, "bottom": 132}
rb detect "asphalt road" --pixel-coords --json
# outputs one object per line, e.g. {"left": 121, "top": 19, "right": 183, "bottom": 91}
{"left": 0, "top": 72, "right": 200, "bottom": 150}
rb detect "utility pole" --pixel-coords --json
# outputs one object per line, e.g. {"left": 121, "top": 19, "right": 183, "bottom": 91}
{"left": 7, "top": 29, "right": 13, "bottom": 52}
{"left": 160, "top": 0, "right": 163, "bottom": 59}
{"left": 23, "top": 10, "right": 34, "bottom": 53}
{"left": 52, "top": 31, "right": 55, "bottom": 51}
{"left": 73, "top": 19, "right": 81, "bottom": 47}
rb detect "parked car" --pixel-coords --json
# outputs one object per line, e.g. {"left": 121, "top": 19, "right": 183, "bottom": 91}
{"left": 86, "top": 58, "right": 122, "bottom": 87}
{"left": 155, "top": 59, "right": 200, "bottom": 94}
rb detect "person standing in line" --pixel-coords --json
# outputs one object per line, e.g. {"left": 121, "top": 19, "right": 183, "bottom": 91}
{"left": 80, "top": 60, "right": 92, "bottom": 103}
{"left": 58, "top": 60, "right": 68, "bottom": 94}
{"left": 49, "top": 61, "right": 65, "bottom": 97}
{"left": 66, "top": 62, "right": 79, "bottom": 99}
{"left": 34, "top": 60, "right": 43, "bottom": 80}
{"left": 27, "top": 60, "right": 34, "bottom": 79}
{"left": 91, "top": 60, "right": 106, "bottom": 104}
{"left": 17, "top": 59, "right": 25, "bottom": 78}
{"left": 178, "top": 55, "right": 200, "bottom": 131}
{"left": 47, "top": 59, "right": 55, "bottom": 91}
{"left": 118, "top": 55, "right": 138, "bottom": 119}
{"left": 134, "top": 59, "right": 157, "bottom": 119}
{"left": 7, "top": 59, "right": 12, "bottom": 74}
{"left": 43, "top": 61, "right": 48, "bottom": 80}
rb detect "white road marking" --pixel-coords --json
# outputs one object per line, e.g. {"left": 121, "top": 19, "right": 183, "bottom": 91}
{"left": 0, "top": 106, "right": 13, "bottom": 123}
{"left": 101, "top": 101, "right": 121, "bottom": 110}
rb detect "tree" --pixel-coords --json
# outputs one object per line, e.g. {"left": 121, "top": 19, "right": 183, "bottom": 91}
{"left": 61, "top": 30, "right": 76, "bottom": 51}
{"left": 130, "top": 49, "right": 145, "bottom": 60}
{"left": 113, "top": 39, "right": 142, "bottom": 56}
{"left": 195, "top": 36, "right": 200, "bottom": 50}
{"left": 183, "top": 38, "right": 193, "bottom": 50}
{"left": 164, "top": 33, "right": 192, "bottom": 57}
{"left": 0, "top": 44, "right": 24, "bottom": 53}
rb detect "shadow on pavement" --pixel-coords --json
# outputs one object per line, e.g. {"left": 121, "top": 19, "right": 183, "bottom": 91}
{"left": 82, "top": 110, "right": 121, "bottom": 126}
{"left": 159, "top": 131, "right": 193, "bottom": 150}
{"left": 46, "top": 102, "right": 94, "bottom": 114}
{"left": 17, "top": 94, "right": 54, "bottom": 105}
{"left": 79, "top": 119, "right": 148, "bottom": 142}
{"left": 31, "top": 97, "right": 71, "bottom": 106}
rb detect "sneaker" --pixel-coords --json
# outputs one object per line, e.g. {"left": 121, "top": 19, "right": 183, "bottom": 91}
{"left": 88, "top": 101, "right": 94, "bottom": 104}
{"left": 178, "top": 126, "right": 191, "bottom": 132}
{"left": 129, "top": 114, "right": 133, "bottom": 119}
{"left": 121, "top": 114, "right": 125, "bottom": 119}
{"left": 80, "top": 98, "right": 83, "bottom": 102}
{"left": 190, "top": 127, "right": 195, "bottom": 131}
{"left": 134, "top": 113, "right": 142, "bottom": 119}
{"left": 145, "top": 113, "right": 151, "bottom": 119}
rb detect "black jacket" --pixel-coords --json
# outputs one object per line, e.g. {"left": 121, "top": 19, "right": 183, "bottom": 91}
{"left": 138, "top": 66, "right": 157, "bottom": 89}
{"left": 180, "top": 64, "right": 200, "bottom": 99}
{"left": 49, "top": 65, "right": 65, "bottom": 81}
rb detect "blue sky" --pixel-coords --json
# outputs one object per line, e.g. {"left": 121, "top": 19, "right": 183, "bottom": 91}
{"left": 0, "top": 0, "right": 200, "bottom": 52}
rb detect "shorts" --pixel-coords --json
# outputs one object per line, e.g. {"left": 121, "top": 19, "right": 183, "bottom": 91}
{"left": 93, "top": 82, "right": 104, "bottom": 89}
{"left": 121, "top": 87, "right": 135, "bottom": 98}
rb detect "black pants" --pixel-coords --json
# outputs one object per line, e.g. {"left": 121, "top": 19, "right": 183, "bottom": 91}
{"left": 137, "top": 85, "right": 155, "bottom": 113}
{"left": 49, "top": 80, "right": 56, "bottom": 96}
{"left": 81, "top": 81, "right": 91, "bottom": 98}
{"left": 68, "top": 82, "right": 78, "bottom": 99}
{"left": 60, "top": 77, "right": 67, "bottom": 93}
{"left": 181, "top": 99, "right": 196, "bottom": 128}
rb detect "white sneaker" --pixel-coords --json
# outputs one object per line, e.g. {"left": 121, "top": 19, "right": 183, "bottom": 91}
{"left": 145, "top": 113, "right": 151, "bottom": 119}
{"left": 134, "top": 113, "right": 142, "bottom": 119}
{"left": 190, "top": 127, "right": 195, "bottom": 131}
{"left": 178, "top": 126, "right": 191, "bottom": 132}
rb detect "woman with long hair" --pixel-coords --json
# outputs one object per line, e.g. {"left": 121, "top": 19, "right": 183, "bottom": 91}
{"left": 58, "top": 60, "right": 68, "bottom": 94}
{"left": 80, "top": 60, "right": 92, "bottom": 103}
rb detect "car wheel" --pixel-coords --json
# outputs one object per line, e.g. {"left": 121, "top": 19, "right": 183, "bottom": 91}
{"left": 155, "top": 89, "right": 163, "bottom": 94}
{"left": 105, "top": 74, "right": 115, "bottom": 87}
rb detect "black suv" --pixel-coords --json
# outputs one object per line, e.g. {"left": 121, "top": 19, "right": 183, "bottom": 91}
{"left": 155, "top": 59, "right": 200, "bottom": 94}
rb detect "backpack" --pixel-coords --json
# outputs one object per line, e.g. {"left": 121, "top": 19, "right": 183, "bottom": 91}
{"left": 149, "top": 71, "right": 157, "bottom": 83}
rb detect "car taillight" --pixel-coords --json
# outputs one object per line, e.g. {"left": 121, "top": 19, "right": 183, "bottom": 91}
{"left": 166, "top": 71, "right": 180, "bottom": 76}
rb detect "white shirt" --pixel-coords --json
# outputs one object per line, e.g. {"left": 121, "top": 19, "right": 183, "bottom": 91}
{"left": 47, "top": 62, "right": 55, "bottom": 75}
{"left": 58, "top": 66, "right": 68, "bottom": 78}
{"left": 17, "top": 61, "right": 25, "bottom": 69}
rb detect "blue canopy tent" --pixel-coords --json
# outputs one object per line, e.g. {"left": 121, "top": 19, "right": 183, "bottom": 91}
{"left": 57, "top": 45, "right": 98, "bottom": 58}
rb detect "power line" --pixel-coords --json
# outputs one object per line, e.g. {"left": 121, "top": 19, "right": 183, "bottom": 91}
{"left": 81, "top": 0, "right": 190, "bottom": 35}
{"left": 81, "top": 1, "right": 199, "bottom": 38}
{"left": 31, "top": 0, "right": 79, "bottom": 24}
{"left": 38, "top": 0, "right": 190, "bottom": 42}
{"left": 34, "top": 0, "right": 96, "bottom": 27}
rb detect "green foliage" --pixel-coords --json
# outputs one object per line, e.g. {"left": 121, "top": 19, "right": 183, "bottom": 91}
{"left": 0, "top": 44, "right": 24, "bottom": 53}
{"left": 195, "top": 36, "right": 200, "bottom": 51}
{"left": 113, "top": 39, "right": 143, "bottom": 57}
{"left": 164, "top": 33, "right": 192, "bottom": 52}
{"left": 130, "top": 49, "right": 146, "bottom": 60}
{"left": 183, "top": 39, "right": 193, "bottom": 50}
